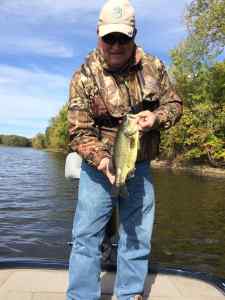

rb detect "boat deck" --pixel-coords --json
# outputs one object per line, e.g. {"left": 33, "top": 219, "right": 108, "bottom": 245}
{"left": 0, "top": 268, "right": 224, "bottom": 300}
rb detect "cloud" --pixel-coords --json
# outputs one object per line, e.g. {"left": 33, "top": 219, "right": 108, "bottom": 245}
{"left": 0, "top": 121, "right": 47, "bottom": 138}
{"left": 134, "top": 0, "right": 190, "bottom": 18}
{"left": 137, "top": 22, "right": 188, "bottom": 57}
{"left": 0, "top": 36, "right": 74, "bottom": 58}
{"left": 0, "top": 64, "right": 70, "bottom": 137}
{"left": 0, "top": 91, "right": 63, "bottom": 137}
{"left": 0, "top": 119, "right": 49, "bottom": 137}
{"left": 0, "top": 1, "right": 102, "bottom": 59}
{"left": 0, "top": 0, "right": 191, "bottom": 33}
{"left": 0, "top": 0, "right": 104, "bottom": 24}
{"left": 0, "top": 0, "right": 190, "bottom": 21}
{"left": 0, "top": 92, "right": 59, "bottom": 119}
{"left": 0, "top": 64, "right": 69, "bottom": 90}
{"left": 133, "top": 0, "right": 192, "bottom": 59}
{"left": 0, "top": 0, "right": 192, "bottom": 137}
{"left": 0, "top": 0, "right": 191, "bottom": 60}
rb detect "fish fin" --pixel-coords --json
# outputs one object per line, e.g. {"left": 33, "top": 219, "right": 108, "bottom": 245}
{"left": 137, "top": 136, "right": 140, "bottom": 151}
{"left": 127, "top": 168, "right": 135, "bottom": 178}
{"left": 130, "top": 136, "right": 135, "bottom": 148}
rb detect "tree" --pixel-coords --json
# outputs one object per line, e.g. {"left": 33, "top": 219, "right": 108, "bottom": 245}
{"left": 0, "top": 135, "right": 31, "bottom": 147}
{"left": 185, "top": 0, "right": 225, "bottom": 60}
{"left": 30, "top": 104, "right": 69, "bottom": 152}
{"left": 45, "top": 104, "right": 69, "bottom": 151}
{"left": 160, "top": 0, "right": 225, "bottom": 166}
{"left": 32, "top": 133, "right": 46, "bottom": 149}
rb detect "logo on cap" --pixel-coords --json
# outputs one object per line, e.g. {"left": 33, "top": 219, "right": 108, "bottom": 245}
{"left": 111, "top": 6, "right": 123, "bottom": 19}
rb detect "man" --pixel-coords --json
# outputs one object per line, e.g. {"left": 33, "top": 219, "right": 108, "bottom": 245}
{"left": 67, "top": 0, "right": 182, "bottom": 299}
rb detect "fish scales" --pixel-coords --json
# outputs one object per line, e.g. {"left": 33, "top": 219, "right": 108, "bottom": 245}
{"left": 113, "top": 114, "right": 139, "bottom": 196}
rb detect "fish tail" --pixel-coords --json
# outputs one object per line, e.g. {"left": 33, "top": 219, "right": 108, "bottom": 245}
{"left": 111, "top": 184, "right": 128, "bottom": 199}
{"left": 120, "top": 185, "right": 129, "bottom": 199}
{"left": 111, "top": 185, "right": 120, "bottom": 198}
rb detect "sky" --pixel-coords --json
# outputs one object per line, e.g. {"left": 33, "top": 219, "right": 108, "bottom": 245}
{"left": 0, "top": 0, "right": 192, "bottom": 138}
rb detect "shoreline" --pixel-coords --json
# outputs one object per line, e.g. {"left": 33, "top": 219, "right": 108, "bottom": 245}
{"left": 151, "top": 159, "right": 225, "bottom": 178}
{"left": 1, "top": 145, "right": 225, "bottom": 178}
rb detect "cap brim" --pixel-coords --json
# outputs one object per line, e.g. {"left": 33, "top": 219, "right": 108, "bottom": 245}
{"left": 98, "top": 24, "right": 134, "bottom": 37}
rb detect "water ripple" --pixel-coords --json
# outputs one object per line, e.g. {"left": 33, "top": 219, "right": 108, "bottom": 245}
{"left": 0, "top": 146, "right": 224, "bottom": 278}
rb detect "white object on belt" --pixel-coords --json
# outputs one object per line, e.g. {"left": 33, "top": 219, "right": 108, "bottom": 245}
{"left": 65, "top": 152, "right": 82, "bottom": 179}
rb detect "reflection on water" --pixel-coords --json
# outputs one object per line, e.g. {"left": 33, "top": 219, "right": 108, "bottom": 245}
{"left": 152, "top": 169, "right": 225, "bottom": 276}
{"left": 0, "top": 146, "right": 224, "bottom": 278}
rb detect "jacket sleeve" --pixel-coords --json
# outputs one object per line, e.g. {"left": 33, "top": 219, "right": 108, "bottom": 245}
{"left": 67, "top": 70, "right": 111, "bottom": 168}
{"left": 153, "top": 59, "right": 183, "bottom": 129}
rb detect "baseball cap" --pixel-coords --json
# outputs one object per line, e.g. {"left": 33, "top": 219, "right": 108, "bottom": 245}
{"left": 98, "top": 0, "right": 136, "bottom": 38}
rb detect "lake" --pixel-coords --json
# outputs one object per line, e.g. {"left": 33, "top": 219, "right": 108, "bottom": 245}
{"left": 0, "top": 146, "right": 224, "bottom": 278}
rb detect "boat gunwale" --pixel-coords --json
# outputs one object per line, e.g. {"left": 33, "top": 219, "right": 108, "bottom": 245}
{"left": 0, "top": 258, "right": 224, "bottom": 295}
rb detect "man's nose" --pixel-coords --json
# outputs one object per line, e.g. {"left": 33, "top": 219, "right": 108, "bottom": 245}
{"left": 111, "top": 41, "right": 122, "bottom": 49}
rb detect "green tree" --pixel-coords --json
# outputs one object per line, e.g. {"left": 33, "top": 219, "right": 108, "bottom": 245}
{"left": 31, "top": 104, "right": 69, "bottom": 152}
{"left": 185, "top": 0, "right": 225, "bottom": 59}
{"left": 45, "top": 104, "right": 69, "bottom": 151}
{"left": 160, "top": 0, "right": 225, "bottom": 166}
{"left": 0, "top": 135, "right": 31, "bottom": 147}
{"left": 32, "top": 133, "right": 46, "bottom": 149}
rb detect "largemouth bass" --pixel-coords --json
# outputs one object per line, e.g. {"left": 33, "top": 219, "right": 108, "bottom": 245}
{"left": 113, "top": 114, "right": 139, "bottom": 197}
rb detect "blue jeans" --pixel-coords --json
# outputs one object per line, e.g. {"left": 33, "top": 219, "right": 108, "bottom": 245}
{"left": 67, "top": 161, "right": 155, "bottom": 300}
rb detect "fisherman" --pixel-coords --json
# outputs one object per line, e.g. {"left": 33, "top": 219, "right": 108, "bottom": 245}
{"left": 67, "top": 0, "right": 182, "bottom": 299}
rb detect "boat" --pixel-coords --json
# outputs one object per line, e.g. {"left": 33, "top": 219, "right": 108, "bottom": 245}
{"left": 0, "top": 259, "right": 224, "bottom": 299}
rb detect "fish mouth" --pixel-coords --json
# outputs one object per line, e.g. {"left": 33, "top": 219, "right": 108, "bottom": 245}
{"left": 126, "top": 114, "right": 139, "bottom": 124}
{"left": 123, "top": 114, "right": 138, "bottom": 124}
{"left": 127, "top": 114, "right": 138, "bottom": 119}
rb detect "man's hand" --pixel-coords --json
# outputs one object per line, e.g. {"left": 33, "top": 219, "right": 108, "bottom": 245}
{"left": 136, "top": 110, "right": 157, "bottom": 132}
{"left": 97, "top": 157, "right": 115, "bottom": 185}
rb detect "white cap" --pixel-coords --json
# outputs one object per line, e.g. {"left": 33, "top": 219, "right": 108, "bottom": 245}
{"left": 98, "top": 0, "right": 136, "bottom": 37}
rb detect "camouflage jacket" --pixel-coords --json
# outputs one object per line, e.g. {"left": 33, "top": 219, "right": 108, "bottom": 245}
{"left": 68, "top": 46, "right": 182, "bottom": 168}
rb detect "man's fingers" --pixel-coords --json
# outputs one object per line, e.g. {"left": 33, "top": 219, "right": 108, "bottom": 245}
{"left": 97, "top": 161, "right": 104, "bottom": 170}
{"left": 97, "top": 157, "right": 110, "bottom": 171}
{"left": 109, "top": 174, "right": 115, "bottom": 185}
{"left": 136, "top": 111, "right": 156, "bottom": 131}
{"left": 97, "top": 158, "right": 115, "bottom": 184}
{"left": 136, "top": 111, "right": 149, "bottom": 117}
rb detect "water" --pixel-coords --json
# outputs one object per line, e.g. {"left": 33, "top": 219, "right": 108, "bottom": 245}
{"left": 0, "top": 146, "right": 224, "bottom": 278}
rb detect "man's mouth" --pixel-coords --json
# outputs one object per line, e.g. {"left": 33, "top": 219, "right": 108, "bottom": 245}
{"left": 110, "top": 52, "right": 123, "bottom": 55}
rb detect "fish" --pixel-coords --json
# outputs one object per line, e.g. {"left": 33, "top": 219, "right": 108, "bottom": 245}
{"left": 112, "top": 114, "right": 139, "bottom": 197}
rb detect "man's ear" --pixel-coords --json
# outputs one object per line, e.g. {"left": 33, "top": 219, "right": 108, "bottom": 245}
{"left": 97, "top": 27, "right": 99, "bottom": 35}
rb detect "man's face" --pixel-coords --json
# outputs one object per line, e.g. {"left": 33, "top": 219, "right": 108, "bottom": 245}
{"left": 99, "top": 32, "right": 135, "bottom": 70}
